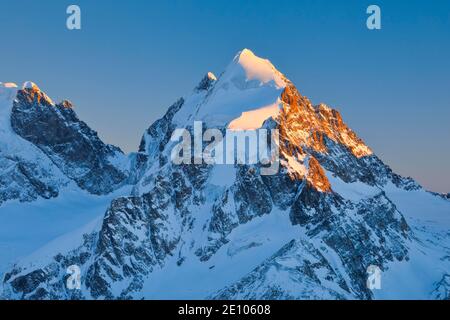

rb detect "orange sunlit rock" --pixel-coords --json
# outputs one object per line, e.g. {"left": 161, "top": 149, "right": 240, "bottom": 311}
{"left": 276, "top": 83, "right": 371, "bottom": 191}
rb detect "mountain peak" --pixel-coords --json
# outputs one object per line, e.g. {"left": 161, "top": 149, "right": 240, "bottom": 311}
{"left": 180, "top": 49, "right": 287, "bottom": 129}
{"left": 226, "top": 49, "right": 286, "bottom": 89}
{"left": 206, "top": 71, "right": 217, "bottom": 81}
{"left": 22, "top": 81, "right": 40, "bottom": 91}
{"left": 195, "top": 72, "right": 217, "bottom": 91}
{"left": 19, "top": 81, "right": 54, "bottom": 105}
{"left": 234, "top": 48, "right": 256, "bottom": 60}
{"left": 3, "top": 50, "right": 448, "bottom": 302}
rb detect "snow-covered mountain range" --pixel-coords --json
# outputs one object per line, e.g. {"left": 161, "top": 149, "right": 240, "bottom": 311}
{"left": 0, "top": 49, "right": 449, "bottom": 300}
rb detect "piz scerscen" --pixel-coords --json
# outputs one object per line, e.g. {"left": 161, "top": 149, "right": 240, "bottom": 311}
{"left": 1, "top": 49, "right": 449, "bottom": 300}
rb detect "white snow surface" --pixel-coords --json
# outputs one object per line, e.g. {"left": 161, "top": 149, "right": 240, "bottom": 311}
{"left": 329, "top": 175, "right": 450, "bottom": 299}
{"left": 0, "top": 186, "right": 131, "bottom": 276}
{"left": 22, "top": 81, "right": 38, "bottom": 90}
{"left": 173, "top": 49, "right": 286, "bottom": 130}
{"left": 139, "top": 207, "right": 302, "bottom": 299}
{"left": 375, "top": 185, "right": 450, "bottom": 299}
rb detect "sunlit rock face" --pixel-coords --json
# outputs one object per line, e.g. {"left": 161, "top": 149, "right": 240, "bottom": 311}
{"left": 279, "top": 83, "right": 372, "bottom": 159}
{"left": 278, "top": 81, "right": 420, "bottom": 190}
{"left": 1, "top": 50, "right": 449, "bottom": 300}
{"left": 277, "top": 82, "right": 373, "bottom": 183}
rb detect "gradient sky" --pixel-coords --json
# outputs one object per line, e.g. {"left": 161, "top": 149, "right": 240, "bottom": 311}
{"left": 1, "top": 0, "right": 449, "bottom": 192}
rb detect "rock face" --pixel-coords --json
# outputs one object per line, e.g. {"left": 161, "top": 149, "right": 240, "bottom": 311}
{"left": 0, "top": 149, "right": 63, "bottom": 205}
{"left": 1, "top": 83, "right": 68, "bottom": 205}
{"left": 1, "top": 50, "right": 449, "bottom": 300}
{"left": 211, "top": 239, "right": 351, "bottom": 300}
{"left": 431, "top": 274, "right": 450, "bottom": 300}
{"left": 11, "top": 84, "right": 128, "bottom": 195}
{"left": 0, "top": 82, "right": 131, "bottom": 206}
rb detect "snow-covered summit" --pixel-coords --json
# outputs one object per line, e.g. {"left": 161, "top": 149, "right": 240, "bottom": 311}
{"left": 172, "top": 49, "right": 287, "bottom": 129}
{"left": 226, "top": 48, "right": 286, "bottom": 89}
{"left": 22, "top": 81, "right": 39, "bottom": 90}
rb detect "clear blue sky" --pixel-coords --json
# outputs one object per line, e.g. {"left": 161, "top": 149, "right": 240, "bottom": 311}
{"left": 1, "top": 0, "right": 449, "bottom": 192}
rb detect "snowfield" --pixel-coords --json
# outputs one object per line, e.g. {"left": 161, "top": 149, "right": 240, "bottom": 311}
{"left": 0, "top": 186, "right": 131, "bottom": 276}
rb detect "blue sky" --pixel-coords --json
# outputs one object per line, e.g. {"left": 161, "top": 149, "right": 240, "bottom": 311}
{"left": 1, "top": 0, "right": 449, "bottom": 192}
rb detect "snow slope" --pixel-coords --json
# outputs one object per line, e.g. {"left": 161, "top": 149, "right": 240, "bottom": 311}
{"left": 375, "top": 186, "right": 450, "bottom": 299}
{"left": 0, "top": 186, "right": 131, "bottom": 276}
{"left": 172, "top": 49, "right": 286, "bottom": 129}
